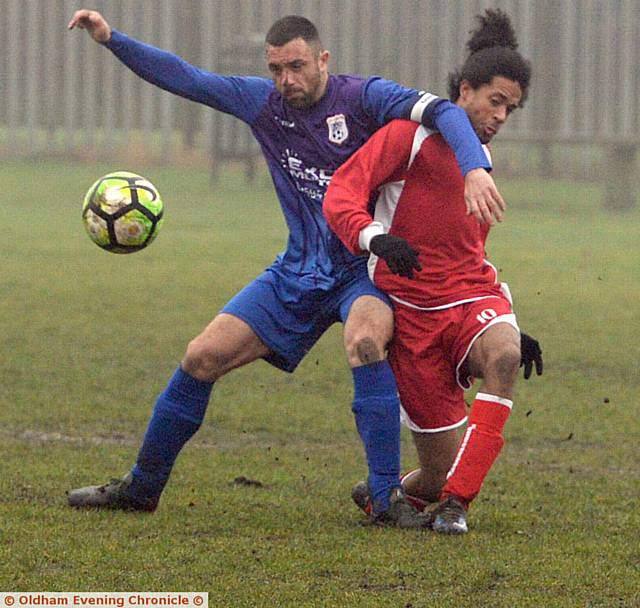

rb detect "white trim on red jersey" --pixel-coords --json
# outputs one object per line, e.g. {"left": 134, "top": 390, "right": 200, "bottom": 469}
{"left": 389, "top": 293, "right": 502, "bottom": 311}
{"left": 366, "top": 125, "right": 436, "bottom": 280}
{"left": 358, "top": 221, "right": 385, "bottom": 251}
{"left": 366, "top": 179, "right": 405, "bottom": 278}
{"left": 360, "top": 125, "right": 434, "bottom": 255}
{"left": 408, "top": 125, "right": 434, "bottom": 167}
{"left": 389, "top": 278, "right": 514, "bottom": 311}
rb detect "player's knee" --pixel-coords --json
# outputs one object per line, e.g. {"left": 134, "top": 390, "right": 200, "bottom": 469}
{"left": 486, "top": 343, "right": 521, "bottom": 385}
{"left": 182, "top": 336, "right": 226, "bottom": 382}
{"left": 347, "top": 335, "right": 384, "bottom": 366}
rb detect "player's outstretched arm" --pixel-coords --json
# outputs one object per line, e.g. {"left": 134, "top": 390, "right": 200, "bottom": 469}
{"left": 68, "top": 11, "right": 269, "bottom": 123}
{"left": 68, "top": 9, "right": 112, "bottom": 43}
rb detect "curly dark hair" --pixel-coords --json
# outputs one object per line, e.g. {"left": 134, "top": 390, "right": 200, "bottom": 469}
{"left": 448, "top": 9, "right": 531, "bottom": 106}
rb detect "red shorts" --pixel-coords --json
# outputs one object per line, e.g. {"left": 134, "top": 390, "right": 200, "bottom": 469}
{"left": 389, "top": 296, "right": 518, "bottom": 432}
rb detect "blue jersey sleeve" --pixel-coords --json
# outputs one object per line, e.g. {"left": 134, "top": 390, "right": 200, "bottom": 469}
{"left": 361, "top": 77, "right": 421, "bottom": 126}
{"left": 104, "top": 30, "right": 272, "bottom": 125}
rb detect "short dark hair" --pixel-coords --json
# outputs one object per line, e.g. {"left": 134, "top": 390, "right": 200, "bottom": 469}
{"left": 448, "top": 9, "right": 531, "bottom": 106}
{"left": 265, "top": 15, "right": 321, "bottom": 48}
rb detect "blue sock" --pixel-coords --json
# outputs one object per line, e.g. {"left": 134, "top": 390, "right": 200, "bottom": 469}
{"left": 351, "top": 361, "right": 401, "bottom": 513}
{"left": 128, "top": 367, "right": 213, "bottom": 502}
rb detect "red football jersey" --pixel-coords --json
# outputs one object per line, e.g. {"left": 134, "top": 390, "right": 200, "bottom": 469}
{"left": 323, "top": 119, "right": 506, "bottom": 309}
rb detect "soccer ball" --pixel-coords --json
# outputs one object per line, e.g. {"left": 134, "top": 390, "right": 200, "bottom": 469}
{"left": 82, "top": 171, "right": 164, "bottom": 253}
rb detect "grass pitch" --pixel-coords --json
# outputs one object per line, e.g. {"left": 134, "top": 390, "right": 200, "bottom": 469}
{"left": 1, "top": 160, "right": 639, "bottom": 606}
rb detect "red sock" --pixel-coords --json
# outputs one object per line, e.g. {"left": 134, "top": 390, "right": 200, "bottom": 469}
{"left": 440, "top": 392, "right": 512, "bottom": 508}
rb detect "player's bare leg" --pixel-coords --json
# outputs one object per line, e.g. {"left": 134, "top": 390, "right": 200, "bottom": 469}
{"left": 467, "top": 322, "right": 521, "bottom": 399}
{"left": 429, "top": 322, "right": 520, "bottom": 533}
{"left": 67, "top": 314, "right": 270, "bottom": 511}
{"left": 182, "top": 313, "right": 271, "bottom": 381}
{"left": 401, "top": 429, "right": 460, "bottom": 506}
{"left": 344, "top": 296, "right": 427, "bottom": 528}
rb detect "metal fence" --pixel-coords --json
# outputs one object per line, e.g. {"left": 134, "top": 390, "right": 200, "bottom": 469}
{"left": 2, "top": 0, "right": 640, "bottom": 201}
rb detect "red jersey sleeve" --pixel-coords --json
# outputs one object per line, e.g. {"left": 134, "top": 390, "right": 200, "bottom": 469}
{"left": 323, "top": 119, "right": 418, "bottom": 255}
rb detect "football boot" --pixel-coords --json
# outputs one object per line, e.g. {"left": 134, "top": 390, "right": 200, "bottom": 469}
{"left": 427, "top": 496, "right": 468, "bottom": 534}
{"left": 67, "top": 472, "right": 158, "bottom": 512}
{"left": 351, "top": 471, "right": 429, "bottom": 515}
{"left": 351, "top": 482, "right": 428, "bottom": 528}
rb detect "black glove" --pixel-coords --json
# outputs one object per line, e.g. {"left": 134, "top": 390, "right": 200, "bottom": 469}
{"left": 520, "top": 332, "right": 543, "bottom": 379}
{"left": 369, "top": 234, "right": 422, "bottom": 279}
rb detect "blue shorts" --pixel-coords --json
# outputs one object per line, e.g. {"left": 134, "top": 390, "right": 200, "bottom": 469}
{"left": 221, "top": 265, "right": 391, "bottom": 372}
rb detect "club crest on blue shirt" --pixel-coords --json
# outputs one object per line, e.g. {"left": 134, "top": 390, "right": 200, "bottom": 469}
{"left": 326, "top": 114, "right": 349, "bottom": 145}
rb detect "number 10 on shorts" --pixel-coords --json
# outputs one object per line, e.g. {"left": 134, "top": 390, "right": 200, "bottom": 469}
{"left": 476, "top": 308, "right": 498, "bottom": 324}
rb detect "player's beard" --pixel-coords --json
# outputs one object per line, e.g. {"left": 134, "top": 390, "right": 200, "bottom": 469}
{"left": 283, "top": 70, "right": 323, "bottom": 109}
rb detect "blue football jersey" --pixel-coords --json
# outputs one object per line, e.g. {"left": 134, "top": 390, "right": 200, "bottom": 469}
{"left": 105, "top": 31, "right": 487, "bottom": 288}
